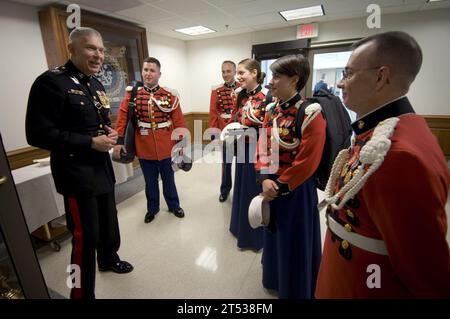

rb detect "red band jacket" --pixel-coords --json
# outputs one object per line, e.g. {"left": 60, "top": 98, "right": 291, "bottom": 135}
{"left": 255, "top": 94, "right": 326, "bottom": 192}
{"left": 115, "top": 85, "right": 186, "bottom": 161}
{"left": 315, "top": 97, "right": 450, "bottom": 298}
{"left": 209, "top": 82, "right": 240, "bottom": 130}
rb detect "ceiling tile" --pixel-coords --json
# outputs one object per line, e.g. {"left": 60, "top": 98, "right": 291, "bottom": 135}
{"left": 186, "top": 10, "right": 247, "bottom": 30}
{"left": 116, "top": 4, "right": 174, "bottom": 23}
{"left": 64, "top": 0, "right": 143, "bottom": 13}
{"left": 7, "top": 0, "right": 450, "bottom": 41}
{"left": 243, "top": 12, "right": 286, "bottom": 26}
{"left": 155, "top": 17, "right": 197, "bottom": 29}
{"left": 152, "top": 0, "right": 216, "bottom": 14}
{"left": 204, "top": 0, "right": 257, "bottom": 9}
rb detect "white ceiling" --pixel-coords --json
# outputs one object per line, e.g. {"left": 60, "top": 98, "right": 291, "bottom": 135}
{"left": 9, "top": 0, "right": 450, "bottom": 40}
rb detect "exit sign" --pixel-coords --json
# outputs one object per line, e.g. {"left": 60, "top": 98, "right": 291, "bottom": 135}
{"left": 297, "top": 23, "right": 319, "bottom": 39}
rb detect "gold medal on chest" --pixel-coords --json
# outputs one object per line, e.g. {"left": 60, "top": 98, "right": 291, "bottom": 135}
{"left": 96, "top": 91, "right": 110, "bottom": 108}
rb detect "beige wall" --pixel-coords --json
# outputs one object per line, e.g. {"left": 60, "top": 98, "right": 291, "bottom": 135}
{"left": 0, "top": 1, "right": 48, "bottom": 151}
{"left": 1, "top": 2, "right": 449, "bottom": 151}
{"left": 186, "top": 33, "right": 252, "bottom": 113}
{"left": 147, "top": 32, "right": 191, "bottom": 113}
{"left": 313, "top": 10, "right": 450, "bottom": 116}
{"left": 187, "top": 9, "right": 450, "bottom": 116}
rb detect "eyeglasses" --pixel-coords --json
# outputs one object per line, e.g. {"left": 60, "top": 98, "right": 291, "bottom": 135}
{"left": 341, "top": 66, "right": 382, "bottom": 80}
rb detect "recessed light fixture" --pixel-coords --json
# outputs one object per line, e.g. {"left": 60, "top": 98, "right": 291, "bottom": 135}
{"left": 426, "top": 0, "right": 443, "bottom": 2}
{"left": 279, "top": 5, "right": 325, "bottom": 21}
{"left": 175, "top": 26, "right": 216, "bottom": 35}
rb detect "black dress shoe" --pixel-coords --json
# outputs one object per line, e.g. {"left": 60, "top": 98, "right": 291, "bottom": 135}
{"left": 169, "top": 207, "right": 185, "bottom": 218}
{"left": 219, "top": 193, "right": 228, "bottom": 202}
{"left": 144, "top": 212, "right": 155, "bottom": 223}
{"left": 99, "top": 261, "right": 134, "bottom": 274}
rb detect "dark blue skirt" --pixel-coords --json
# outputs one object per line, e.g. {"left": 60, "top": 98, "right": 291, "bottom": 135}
{"left": 262, "top": 176, "right": 322, "bottom": 299}
{"left": 230, "top": 142, "right": 264, "bottom": 250}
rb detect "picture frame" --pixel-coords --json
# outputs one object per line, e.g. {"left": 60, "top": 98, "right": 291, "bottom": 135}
{"left": 38, "top": 5, "right": 149, "bottom": 118}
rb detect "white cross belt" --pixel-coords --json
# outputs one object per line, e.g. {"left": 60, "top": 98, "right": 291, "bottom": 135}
{"left": 327, "top": 214, "right": 388, "bottom": 255}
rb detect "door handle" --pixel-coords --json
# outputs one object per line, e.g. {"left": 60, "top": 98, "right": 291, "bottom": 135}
{"left": 0, "top": 175, "right": 8, "bottom": 185}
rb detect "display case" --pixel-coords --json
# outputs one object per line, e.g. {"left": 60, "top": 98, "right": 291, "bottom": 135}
{"left": 0, "top": 229, "right": 23, "bottom": 299}
{"left": 38, "top": 5, "right": 148, "bottom": 118}
{"left": 0, "top": 132, "right": 49, "bottom": 299}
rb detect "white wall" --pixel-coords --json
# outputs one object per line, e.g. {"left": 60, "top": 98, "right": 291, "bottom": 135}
{"left": 0, "top": 1, "right": 48, "bottom": 152}
{"left": 146, "top": 32, "right": 191, "bottom": 113}
{"left": 187, "top": 33, "right": 252, "bottom": 113}
{"left": 0, "top": 6, "right": 190, "bottom": 151}
{"left": 187, "top": 8, "right": 450, "bottom": 116}
{"left": 312, "top": 10, "right": 450, "bottom": 116}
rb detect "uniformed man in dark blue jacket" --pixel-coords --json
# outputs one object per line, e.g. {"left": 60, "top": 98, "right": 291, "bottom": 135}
{"left": 26, "top": 27, "right": 133, "bottom": 299}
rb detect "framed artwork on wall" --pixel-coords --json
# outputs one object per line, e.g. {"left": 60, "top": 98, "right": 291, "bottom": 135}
{"left": 38, "top": 5, "right": 148, "bottom": 118}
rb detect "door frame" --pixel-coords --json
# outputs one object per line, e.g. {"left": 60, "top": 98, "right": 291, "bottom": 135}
{"left": 305, "top": 39, "right": 360, "bottom": 98}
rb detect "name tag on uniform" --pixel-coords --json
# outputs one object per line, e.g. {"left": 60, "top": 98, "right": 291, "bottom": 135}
{"left": 68, "top": 89, "right": 85, "bottom": 95}
{"left": 140, "top": 128, "right": 149, "bottom": 135}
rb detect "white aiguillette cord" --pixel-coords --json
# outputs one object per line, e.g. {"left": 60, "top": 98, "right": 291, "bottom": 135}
{"left": 318, "top": 117, "right": 400, "bottom": 211}
{"left": 243, "top": 99, "right": 263, "bottom": 125}
{"left": 147, "top": 90, "right": 180, "bottom": 113}
{"left": 271, "top": 101, "right": 321, "bottom": 150}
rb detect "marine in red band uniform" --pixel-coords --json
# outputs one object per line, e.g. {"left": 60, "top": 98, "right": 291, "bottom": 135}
{"left": 255, "top": 55, "right": 325, "bottom": 299}
{"left": 114, "top": 57, "right": 187, "bottom": 224}
{"left": 316, "top": 32, "right": 450, "bottom": 298}
{"left": 229, "top": 58, "right": 271, "bottom": 250}
{"left": 26, "top": 28, "right": 133, "bottom": 300}
{"left": 209, "top": 61, "right": 240, "bottom": 202}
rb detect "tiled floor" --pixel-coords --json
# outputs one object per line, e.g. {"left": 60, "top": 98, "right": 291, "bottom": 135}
{"left": 36, "top": 149, "right": 289, "bottom": 299}
{"left": 35, "top": 149, "right": 450, "bottom": 299}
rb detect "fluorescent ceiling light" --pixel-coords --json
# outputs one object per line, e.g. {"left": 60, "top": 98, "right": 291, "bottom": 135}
{"left": 175, "top": 26, "right": 216, "bottom": 35}
{"left": 426, "top": 0, "right": 443, "bottom": 2}
{"left": 279, "top": 5, "right": 325, "bottom": 21}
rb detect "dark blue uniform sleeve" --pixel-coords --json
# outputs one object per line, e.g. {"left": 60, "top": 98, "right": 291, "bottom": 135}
{"left": 26, "top": 74, "right": 93, "bottom": 152}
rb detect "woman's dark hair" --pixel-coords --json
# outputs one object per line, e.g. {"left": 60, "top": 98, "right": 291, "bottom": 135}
{"left": 270, "top": 54, "right": 310, "bottom": 91}
{"left": 238, "top": 58, "right": 266, "bottom": 84}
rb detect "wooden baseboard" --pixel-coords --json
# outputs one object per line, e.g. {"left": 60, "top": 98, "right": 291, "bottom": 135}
{"left": 424, "top": 115, "right": 450, "bottom": 160}
{"left": 7, "top": 114, "right": 449, "bottom": 170}
{"left": 184, "top": 112, "right": 211, "bottom": 143}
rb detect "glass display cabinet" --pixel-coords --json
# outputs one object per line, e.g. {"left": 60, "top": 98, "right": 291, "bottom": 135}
{"left": 0, "top": 132, "right": 49, "bottom": 299}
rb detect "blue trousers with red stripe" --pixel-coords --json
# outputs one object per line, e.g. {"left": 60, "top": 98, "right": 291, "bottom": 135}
{"left": 64, "top": 191, "right": 121, "bottom": 299}
{"left": 139, "top": 158, "right": 180, "bottom": 215}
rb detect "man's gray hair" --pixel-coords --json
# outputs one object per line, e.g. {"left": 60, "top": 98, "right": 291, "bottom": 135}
{"left": 69, "top": 27, "right": 102, "bottom": 44}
